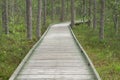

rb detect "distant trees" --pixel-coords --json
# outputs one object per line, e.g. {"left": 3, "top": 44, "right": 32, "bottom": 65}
{"left": 0, "top": 0, "right": 119, "bottom": 41}
{"left": 26, "top": 0, "right": 32, "bottom": 40}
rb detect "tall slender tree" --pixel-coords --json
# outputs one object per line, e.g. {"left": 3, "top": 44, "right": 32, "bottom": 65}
{"left": 36, "top": 0, "right": 42, "bottom": 38}
{"left": 26, "top": 0, "right": 32, "bottom": 40}
{"left": 51, "top": 0, "right": 54, "bottom": 21}
{"left": 100, "top": 0, "right": 105, "bottom": 40}
{"left": 10, "top": 0, "right": 15, "bottom": 23}
{"left": 71, "top": 0, "right": 75, "bottom": 27}
{"left": 113, "top": 0, "right": 119, "bottom": 35}
{"left": 60, "top": 0, "right": 65, "bottom": 22}
{"left": 43, "top": 0, "right": 47, "bottom": 26}
{"left": 93, "top": 0, "right": 97, "bottom": 30}
{"left": 83, "top": 0, "right": 86, "bottom": 18}
{"left": 2, "top": 0, "right": 9, "bottom": 34}
{"left": 88, "top": 0, "right": 92, "bottom": 27}
{"left": 66, "top": 0, "right": 69, "bottom": 20}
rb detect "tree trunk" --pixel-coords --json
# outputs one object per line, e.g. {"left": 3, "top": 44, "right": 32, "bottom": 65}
{"left": 82, "top": 0, "right": 86, "bottom": 22}
{"left": 60, "top": 0, "right": 65, "bottom": 22}
{"left": 26, "top": 0, "right": 32, "bottom": 40}
{"left": 10, "top": 0, "right": 15, "bottom": 23}
{"left": 93, "top": 0, "right": 97, "bottom": 30}
{"left": 113, "top": 15, "right": 118, "bottom": 35}
{"left": 66, "top": 0, "right": 69, "bottom": 20}
{"left": 51, "top": 0, "right": 54, "bottom": 21}
{"left": 36, "top": 0, "right": 42, "bottom": 38}
{"left": 2, "top": 0, "right": 9, "bottom": 34}
{"left": 88, "top": 0, "right": 92, "bottom": 27}
{"left": 99, "top": 0, "right": 105, "bottom": 40}
{"left": 43, "top": 0, "right": 47, "bottom": 26}
{"left": 83, "top": 0, "right": 86, "bottom": 17}
{"left": 113, "top": 0, "right": 119, "bottom": 35}
{"left": 71, "top": 0, "right": 75, "bottom": 27}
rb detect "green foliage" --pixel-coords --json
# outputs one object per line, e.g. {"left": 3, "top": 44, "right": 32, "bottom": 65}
{"left": 73, "top": 23, "right": 120, "bottom": 80}
{"left": 0, "top": 23, "right": 37, "bottom": 79}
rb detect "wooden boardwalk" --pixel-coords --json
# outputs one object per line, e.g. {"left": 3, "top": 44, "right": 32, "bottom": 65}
{"left": 9, "top": 23, "right": 101, "bottom": 80}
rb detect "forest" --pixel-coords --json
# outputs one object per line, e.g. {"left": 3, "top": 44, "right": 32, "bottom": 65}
{"left": 0, "top": 0, "right": 120, "bottom": 80}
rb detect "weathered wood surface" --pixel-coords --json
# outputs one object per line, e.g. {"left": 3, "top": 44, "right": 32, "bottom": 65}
{"left": 10, "top": 23, "right": 100, "bottom": 80}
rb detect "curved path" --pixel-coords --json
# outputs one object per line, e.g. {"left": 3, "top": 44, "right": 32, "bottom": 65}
{"left": 9, "top": 23, "right": 101, "bottom": 80}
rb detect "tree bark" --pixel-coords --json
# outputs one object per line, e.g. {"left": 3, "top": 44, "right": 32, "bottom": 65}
{"left": 43, "top": 0, "right": 47, "bottom": 26}
{"left": 113, "top": 0, "right": 119, "bottom": 35}
{"left": 2, "top": 0, "right": 9, "bottom": 34}
{"left": 66, "top": 0, "right": 69, "bottom": 20}
{"left": 26, "top": 0, "right": 32, "bottom": 40}
{"left": 99, "top": 0, "right": 105, "bottom": 40}
{"left": 93, "top": 0, "right": 97, "bottom": 30}
{"left": 83, "top": 0, "right": 86, "bottom": 17}
{"left": 10, "top": 0, "right": 15, "bottom": 23}
{"left": 71, "top": 0, "right": 75, "bottom": 27}
{"left": 51, "top": 0, "right": 54, "bottom": 21}
{"left": 60, "top": 0, "right": 65, "bottom": 22}
{"left": 88, "top": 0, "right": 92, "bottom": 27}
{"left": 36, "top": 0, "right": 42, "bottom": 38}
{"left": 113, "top": 15, "right": 118, "bottom": 35}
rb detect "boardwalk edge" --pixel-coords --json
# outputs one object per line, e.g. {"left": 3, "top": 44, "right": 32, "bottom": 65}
{"left": 9, "top": 25, "right": 51, "bottom": 80}
{"left": 69, "top": 25, "right": 101, "bottom": 80}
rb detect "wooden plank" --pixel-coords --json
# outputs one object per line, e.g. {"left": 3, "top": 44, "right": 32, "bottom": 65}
{"left": 23, "top": 66, "right": 91, "bottom": 70}
{"left": 30, "top": 56, "right": 82, "bottom": 60}
{"left": 19, "top": 68, "right": 92, "bottom": 75}
{"left": 25, "top": 62, "right": 88, "bottom": 67}
{"left": 27, "top": 60, "right": 87, "bottom": 63}
{"left": 17, "top": 74, "right": 96, "bottom": 80}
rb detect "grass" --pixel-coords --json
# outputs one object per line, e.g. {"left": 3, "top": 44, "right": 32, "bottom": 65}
{"left": 0, "top": 21, "right": 48, "bottom": 80}
{"left": 72, "top": 23, "right": 120, "bottom": 80}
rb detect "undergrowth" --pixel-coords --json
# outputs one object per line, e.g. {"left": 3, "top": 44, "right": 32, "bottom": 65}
{"left": 72, "top": 23, "right": 120, "bottom": 80}
{"left": 0, "top": 20, "right": 49, "bottom": 80}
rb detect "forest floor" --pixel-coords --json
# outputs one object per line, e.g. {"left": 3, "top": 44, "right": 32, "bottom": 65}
{"left": 0, "top": 24, "right": 47, "bottom": 80}
{"left": 72, "top": 24, "right": 120, "bottom": 80}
